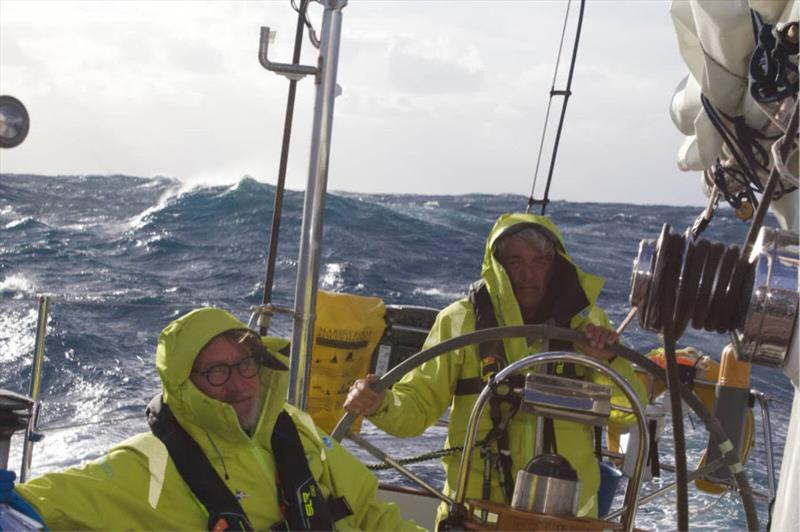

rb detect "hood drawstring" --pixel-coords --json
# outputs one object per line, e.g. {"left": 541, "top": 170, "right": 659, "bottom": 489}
{"left": 206, "top": 433, "right": 230, "bottom": 480}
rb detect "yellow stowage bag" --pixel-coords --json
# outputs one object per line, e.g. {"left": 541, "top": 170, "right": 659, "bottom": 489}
{"left": 308, "top": 290, "right": 386, "bottom": 434}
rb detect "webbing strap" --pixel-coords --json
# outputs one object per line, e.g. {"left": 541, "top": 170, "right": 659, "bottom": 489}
{"left": 471, "top": 281, "right": 507, "bottom": 368}
{"left": 146, "top": 395, "right": 253, "bottom": 532}
{"left": 454, "top": 377, "right": 484, "bottom": 396}
{"left": 271, "top": 411, "right": 352, "bottom": 530}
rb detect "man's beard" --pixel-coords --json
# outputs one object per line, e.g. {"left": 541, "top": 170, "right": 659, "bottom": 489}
{"left": 240, "top": 388, "right": 266, "bottom": 433}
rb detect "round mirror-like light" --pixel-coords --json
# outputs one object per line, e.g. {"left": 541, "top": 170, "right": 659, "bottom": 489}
{"left": 0, "top": 95, "right": 30, "bottom": 149}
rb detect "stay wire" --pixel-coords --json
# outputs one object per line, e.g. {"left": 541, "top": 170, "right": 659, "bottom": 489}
{"left": 527, "top": 0, "right": 572, "bottom": 213}
{"left": 259, "top": 0, "right": 309, "bottom": 335}
{"left": 529, "top": 0, "right": 587, "bottom": 216}
{"left": 291, "top": 0, "right": 320, "bottom": 48}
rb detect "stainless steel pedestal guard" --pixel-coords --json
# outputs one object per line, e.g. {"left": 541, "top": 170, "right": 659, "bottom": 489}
{"left": 451, "top": 351, "right": 648, "bottom": 532}
{"left": 737, "top": 227, "right": 799, "bottom": 367}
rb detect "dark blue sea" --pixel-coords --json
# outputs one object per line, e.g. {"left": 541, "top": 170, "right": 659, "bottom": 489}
{"left": 1, "top": 174, "right": 794, "bottom": 530}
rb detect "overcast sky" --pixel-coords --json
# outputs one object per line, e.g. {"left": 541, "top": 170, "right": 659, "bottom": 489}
{"left": 0, "top": 0, "right": 708, "bottom": 205}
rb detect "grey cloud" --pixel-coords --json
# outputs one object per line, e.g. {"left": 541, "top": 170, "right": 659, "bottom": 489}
{"left": 387, "top": 46, "right": 485, "bottom": 95}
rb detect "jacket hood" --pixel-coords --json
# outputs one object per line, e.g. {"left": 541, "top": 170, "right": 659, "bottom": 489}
{"left": 481, "top": 212, "right": 604, "bottom": 361}
{"left": 156, "top": 307, "right": 289, "bottom": 447}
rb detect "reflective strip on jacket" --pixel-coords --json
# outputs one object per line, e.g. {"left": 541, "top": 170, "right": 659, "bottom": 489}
{"left": 369, "top": 213, "right": 648, "bottom": 520}
{"left": 15, "top": 308, "right": 422, "bottom": 531}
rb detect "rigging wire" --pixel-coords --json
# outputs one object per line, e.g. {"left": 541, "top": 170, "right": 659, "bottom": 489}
{"left": 291, "top": 0, "right": 320, "bottom": 49}
{"left": 526, "top": 0, "right": 586, "bottom": 215}
{"left": 527, "top": 0, "right": 572, "bottom": 213}
{"left": 259, "top": 0, "right": 310, "bottom": 335}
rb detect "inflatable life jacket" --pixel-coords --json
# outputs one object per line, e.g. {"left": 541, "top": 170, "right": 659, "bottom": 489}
{"left": 307, "top": 291, "right": 386, "bottom": 434}
{"left": 146, "top": 395, "right": 352, "bottom": 531}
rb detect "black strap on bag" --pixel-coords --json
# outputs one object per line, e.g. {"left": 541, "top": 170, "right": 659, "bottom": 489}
{"left": 271, "top": 411, "right": 352, "bottom": 531}
{"left": 147, "top": 395, "right": 253, "bottom": 532}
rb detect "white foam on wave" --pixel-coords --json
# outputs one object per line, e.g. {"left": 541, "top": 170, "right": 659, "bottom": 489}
{"left": 181, "top": 170, "right": 250, "bottom": 191}
{"left": 412, "top": 286, "right": 461, "bottom": 301}
{"left": 127, "top": 181, "right": 185, "bottom": 230}
{"left": 221, "top": 175, "right": 257, "bottom": 194}
{"left": 0, "top": 273, "right": 36, "bottom": 298}
{"left": 321, "top": 263, "right": 345, "bottom": 291}
{"left": 4, "top": 216, "right": 35, "bottom": 229}
{"left": 0, "top": 307, "right": 38, "bottom": 364}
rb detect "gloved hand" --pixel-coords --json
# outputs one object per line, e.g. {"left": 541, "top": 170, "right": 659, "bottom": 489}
{"left": 0, "top": 469, "right": 45, "bottom": 528}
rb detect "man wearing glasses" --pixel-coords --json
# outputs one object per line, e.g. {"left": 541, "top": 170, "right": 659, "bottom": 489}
{"left": 3, "top": 307, "right": 423, "bottom": 531}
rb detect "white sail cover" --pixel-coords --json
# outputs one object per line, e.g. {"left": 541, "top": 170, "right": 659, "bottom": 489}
{"left": 669, "top": 0, "right": 798, "bottom": 230}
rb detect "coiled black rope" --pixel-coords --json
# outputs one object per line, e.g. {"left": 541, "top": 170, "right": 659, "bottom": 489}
{"left": 749, "top": 12, "right": 798, "bottom": 104}
{"left": 701, "top": 94, "right": 792, "bottom": 213}
{"left": 700, "top": 10, "right": 798, "bottom": 216}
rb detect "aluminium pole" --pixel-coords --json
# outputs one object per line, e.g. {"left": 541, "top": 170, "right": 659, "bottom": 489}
{"left": 287, "top": 0, "right": 346, "bottom": 409}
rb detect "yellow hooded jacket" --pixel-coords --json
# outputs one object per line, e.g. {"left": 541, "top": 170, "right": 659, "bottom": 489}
{"left": 368, "top": 213, "right": 647, "bottom": 520}
{"left": 15, "top": 307, "right": 422, "bottom": 531}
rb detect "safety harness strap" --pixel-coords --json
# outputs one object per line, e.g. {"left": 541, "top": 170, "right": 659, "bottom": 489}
{"left": 146, "top": 395, "right": 253, "bottom": 532}
{"left": 461, "top": 282, "right": 517, "bottom": 502}
{"left": 147, "top": 395, "right": 351, "bottom": 531}
{"left": 271, "top": 411, "right": 352, "bottom": 530}
{"left": 454, "top": 377, "right": 484, "bottom": 396}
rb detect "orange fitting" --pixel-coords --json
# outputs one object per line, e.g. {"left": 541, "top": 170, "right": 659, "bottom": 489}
{"left": 718, "top": 344, "right": 751, "bottom": 389}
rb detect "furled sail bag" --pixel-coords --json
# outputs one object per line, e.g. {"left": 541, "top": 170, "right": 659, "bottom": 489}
{"left": 308, "top": 290, "right": 386, "bottom": 434}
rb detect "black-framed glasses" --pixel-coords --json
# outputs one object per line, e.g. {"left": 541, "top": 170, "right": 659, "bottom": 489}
{"left": 192, "top": 355, "right": 263, "bottom": 386}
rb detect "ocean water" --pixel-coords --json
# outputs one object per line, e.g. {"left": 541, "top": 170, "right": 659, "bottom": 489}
{"left": 0, "top": 173, "right": 794, "bottom": 530}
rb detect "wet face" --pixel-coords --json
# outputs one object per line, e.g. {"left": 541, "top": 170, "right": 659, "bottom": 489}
{"left": 498, "top": 236, "right": 555, "bottom": 319}
{"left": 190, "top": 334, "right": 265, "bottom": 431}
